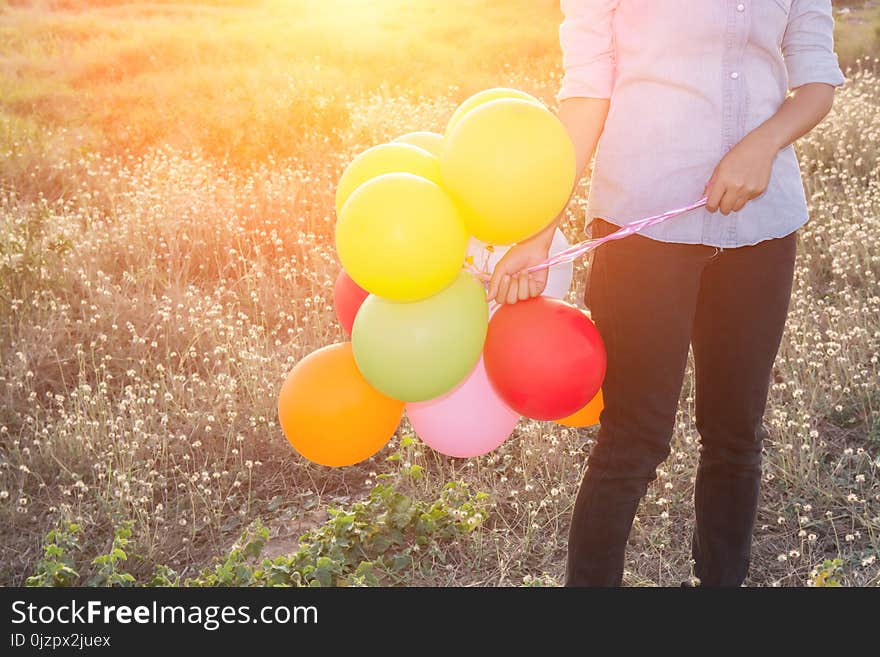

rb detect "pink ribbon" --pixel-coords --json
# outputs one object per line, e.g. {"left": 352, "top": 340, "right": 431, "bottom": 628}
{"left": 467, "top": 197, "right": 708, "bottom": 282}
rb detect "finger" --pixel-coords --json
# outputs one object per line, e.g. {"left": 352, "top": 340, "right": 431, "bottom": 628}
{"left": 528, "top": 275, "right": 541, "bottom": 298}
{"left": 517, "top": 273, "right": 530, "bottom": 301}
{"left": 495, "top": 274, "right": 511, "bottom": 304}
{"left": 706, "top": 180, "right": 725, "bottom": 213}
{"left": 703, "top": 174, "right": 716, "bottom": 197}
{"left": 488, "top": 267, "right": 505, "bottom": 300}
{"left": 718, "top": 189, "right": 737, "bottom": 215}
{"left": 506, "top": 276, "right": 520, "bottom": 305}
{"left": 487, "top": 274, "right": 498, "bottom": 301}
{"left": 536, "top": 271, "right": 549, "bottom": 296}
{"left": 732, "top": 193, "right": 749, "bottom": 213}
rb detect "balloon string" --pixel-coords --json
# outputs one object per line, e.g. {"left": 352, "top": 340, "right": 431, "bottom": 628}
{"left": 467, "top": 197, "right": 708, "bottom": 282}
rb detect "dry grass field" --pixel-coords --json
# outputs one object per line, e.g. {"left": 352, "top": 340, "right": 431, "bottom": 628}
{"left": 1, "top": 0, "right": 878, "bottom": 586}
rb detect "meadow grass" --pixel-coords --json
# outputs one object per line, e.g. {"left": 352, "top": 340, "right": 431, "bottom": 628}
{"left": 835, "top": 0, "right": 880, "bottom": 65}
{"left": 1, "top": 0, "right": 878, "bottom": 586}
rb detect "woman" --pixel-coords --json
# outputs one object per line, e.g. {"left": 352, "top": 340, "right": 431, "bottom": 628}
{"left": 488, "top": 0, "right": 845, "bottom": 586}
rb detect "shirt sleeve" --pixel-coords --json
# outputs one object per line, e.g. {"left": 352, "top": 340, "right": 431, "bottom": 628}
{"left": 782, "top": 0, "right": 846, "bottom": 90}
{"left": 557, "top": 0, "right": 619, "bottom": 102}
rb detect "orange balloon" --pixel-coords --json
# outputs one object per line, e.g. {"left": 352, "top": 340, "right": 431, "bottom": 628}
{"left": 278, "top": 343, "right": 404, "bottom": 466}
{"left": 555, "top": 389, "right": 604, "bottom": 428}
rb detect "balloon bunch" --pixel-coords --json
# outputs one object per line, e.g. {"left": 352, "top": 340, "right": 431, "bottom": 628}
{"left": 279, "top": 88, "right": 606, "bottom": 467}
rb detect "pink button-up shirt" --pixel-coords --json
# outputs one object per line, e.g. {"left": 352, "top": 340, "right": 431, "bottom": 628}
{"left": 558, "top": 0, "right": 845, "bottom": 247}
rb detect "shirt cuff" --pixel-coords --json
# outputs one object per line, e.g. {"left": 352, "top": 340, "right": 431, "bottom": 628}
{"left": 557, "top": 63, "right": 615, "bottom": 102}
{"left": 786, "top": 53, "right": 846, "bottom": 89}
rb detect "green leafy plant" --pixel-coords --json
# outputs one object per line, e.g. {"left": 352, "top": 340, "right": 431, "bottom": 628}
{"left": 26, "top": 476, "right": 490, "bottom": 588}
{"left": 146, "top": 564, "right": 181, "bottom": 587}
{"left": 188, "top": 479, "right": 489, "bottom": 587}
{"left": 812, "top": 558, "right": 844, "bottom": 587}
{"left": 88, "top": 522, "right": 136, "bottom": 587}
{"left": 25, "top": 522, "right": 82, "bottom": 587}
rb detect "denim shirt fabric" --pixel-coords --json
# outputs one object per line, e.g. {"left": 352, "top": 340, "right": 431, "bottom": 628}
{"left": 558, "top": 0, "right": 846, "bottom": 247}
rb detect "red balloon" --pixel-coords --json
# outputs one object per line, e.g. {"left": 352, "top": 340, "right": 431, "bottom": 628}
{"left": 483, "top": 297, "right": 606, "bottom": 420}
{"left": 334, "top": 269, "right": 369, "bottom": 336}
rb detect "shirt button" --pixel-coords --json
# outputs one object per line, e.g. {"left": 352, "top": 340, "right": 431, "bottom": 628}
{"left": 736, "top": 3, "right": 745, "bottom": 11}
{"left": 730, "top": 71, "right": 740, "bottom": 79}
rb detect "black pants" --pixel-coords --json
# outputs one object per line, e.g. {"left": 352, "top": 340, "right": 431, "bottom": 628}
{"left": 565, "top": 219, "right": 797, "bottom": 587}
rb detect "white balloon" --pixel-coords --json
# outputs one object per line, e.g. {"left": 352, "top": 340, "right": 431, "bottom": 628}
{"left": 466, "top": 228, "right": 574, "bottom": 300}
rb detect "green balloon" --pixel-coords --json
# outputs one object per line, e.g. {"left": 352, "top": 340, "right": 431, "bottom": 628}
{"left": 352, "top": 271, "right": 488, "bottom": 402}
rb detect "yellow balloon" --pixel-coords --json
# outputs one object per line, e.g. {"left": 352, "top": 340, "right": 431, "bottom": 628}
{"left": 445, "top": 87, "right": 543, "bottom": 137}
{"left": 555, "top": 389, "right": 604, "bottom": 428}
{"left": 335, "top": 172, "right": 468, "bottom": 302}
{"left": 441, "top": 98, "right": 575, "bottom": 245}
{"left": 335, "top": 143, "right": 441, "bottom": 216}
{"left": 393, "top": 131, "right": 444, "bottom": 158}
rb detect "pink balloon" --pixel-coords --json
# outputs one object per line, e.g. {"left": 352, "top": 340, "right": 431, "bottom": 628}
{"left": 406, "top": 357, "right": 519, "bottom": 458}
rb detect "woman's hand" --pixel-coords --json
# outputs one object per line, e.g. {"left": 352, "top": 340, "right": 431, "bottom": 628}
{"left": 706, "top": 83, "right": 835, "bottom": 216}
{"left": 483, "top": 96, "right": 612, "bottom": 305}
{"left": 487, "top": 236, "right": 551, "bottom": 305}
{"left": 705, "top": 131, "right": 777, "bottom": 215}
